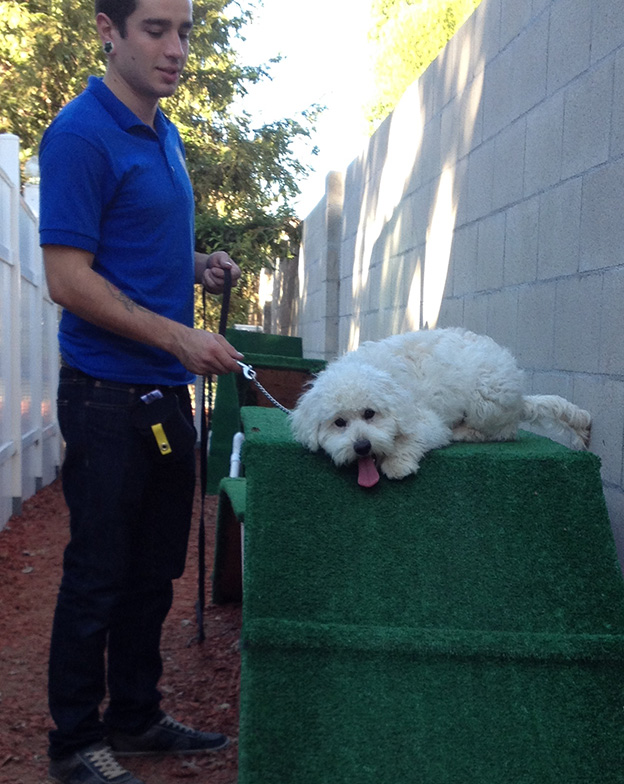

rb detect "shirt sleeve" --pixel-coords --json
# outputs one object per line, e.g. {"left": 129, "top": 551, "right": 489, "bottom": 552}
{"left": 38, "top": 130, "right": 114, "bottom": 254}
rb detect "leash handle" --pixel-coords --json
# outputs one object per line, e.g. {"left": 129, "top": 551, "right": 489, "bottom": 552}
{"left": 194, "top": 264, "right": 233, "bottom": 644}
{"left": 218, "top": 267, "right": 232, "bottom": 337}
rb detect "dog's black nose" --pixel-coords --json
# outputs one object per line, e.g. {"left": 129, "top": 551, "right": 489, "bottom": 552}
{"left": 353, "top": 439, "right": 372, "bottom": 456}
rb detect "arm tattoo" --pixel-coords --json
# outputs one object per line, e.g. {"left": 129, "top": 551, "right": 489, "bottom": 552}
{"left": 105, "top": 280, "right": 153, "bottom": 316}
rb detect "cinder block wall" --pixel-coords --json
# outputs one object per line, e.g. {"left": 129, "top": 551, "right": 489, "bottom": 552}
{"left": 296, "top": 0, "right": 624, "bottom": 564}
{"left": 298, "top": 171, "right": 343, "bottom": 361}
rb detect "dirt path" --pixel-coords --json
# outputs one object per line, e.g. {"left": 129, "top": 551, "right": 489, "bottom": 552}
{"left": 0, "top": 474, "right": 241, "bottom": 784}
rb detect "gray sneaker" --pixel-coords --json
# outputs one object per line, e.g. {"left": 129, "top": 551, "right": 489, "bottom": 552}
{"left": 108, "top": 714, "right": 229, "bottom": 756}
{"left": 48, "top": 741, "right": 144, "bottom": 783}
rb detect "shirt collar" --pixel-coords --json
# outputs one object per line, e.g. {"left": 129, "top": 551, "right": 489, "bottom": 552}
{"left": 86, "top": 76, "right": 169, "bottom": 138}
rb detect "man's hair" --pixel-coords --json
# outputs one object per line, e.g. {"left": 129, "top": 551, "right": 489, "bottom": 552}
{"left": 95, "top": 0, "right": 138, "bottom": 37}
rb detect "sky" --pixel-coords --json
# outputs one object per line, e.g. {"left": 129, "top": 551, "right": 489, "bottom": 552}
{"left": 232, "top": 0, "right": 373, "bottom": 217}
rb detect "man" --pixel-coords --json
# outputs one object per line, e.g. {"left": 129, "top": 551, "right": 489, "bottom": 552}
{"left": 39, "top": 2, "right": 243, "bottom": 782}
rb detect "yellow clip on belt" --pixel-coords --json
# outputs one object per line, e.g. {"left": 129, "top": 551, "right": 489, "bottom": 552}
{"left": 151, "top": 423, "right": 172, "bottom": 455}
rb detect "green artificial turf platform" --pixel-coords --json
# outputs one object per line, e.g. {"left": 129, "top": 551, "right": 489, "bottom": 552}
{"left": 215, "top": 407, "right": 624, "bottom": 784}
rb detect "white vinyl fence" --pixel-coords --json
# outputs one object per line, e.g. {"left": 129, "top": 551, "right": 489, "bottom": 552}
{"left": 0, "top": 133, "right": 61, "bottom": 531}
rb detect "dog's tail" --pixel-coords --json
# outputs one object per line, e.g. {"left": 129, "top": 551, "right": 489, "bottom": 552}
{"left": 521, "top": 395, "right": 591, "bottom": 449}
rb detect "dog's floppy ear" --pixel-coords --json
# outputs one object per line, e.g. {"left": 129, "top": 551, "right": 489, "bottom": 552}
{"left": 289, "top": 383, "right": 322, "bottom": 451}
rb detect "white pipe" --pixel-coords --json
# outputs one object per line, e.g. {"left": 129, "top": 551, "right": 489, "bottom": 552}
{"left": 229, "top": 432, "right": 245, "bottom": 477}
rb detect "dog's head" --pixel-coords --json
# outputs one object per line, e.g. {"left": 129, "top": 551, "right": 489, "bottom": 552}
{"left": 289, "top": 362, "right": 408, "bottom": 487}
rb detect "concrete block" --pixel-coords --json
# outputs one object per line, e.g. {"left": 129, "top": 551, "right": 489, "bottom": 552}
{"left": 340, "top": 233, "right": 358, "bottom": 280}
{"left": 573, "top": 375, "right": 624, "bottom": 488}
{"left": 504, "top": 197, "right": 539, "bottom": 286}
{"left": 381, "top": 247, "right": 420, "bottom": 308}
{"left": 444, "top": 7, "right": 484, "bottom": 98}
{"left": 415, "top": 114, "right": 442, "bottom": 189}
{"left": 389, "top": 195, "right": 418, "bottom": 257}
{"left": 529, "top": 369, "right": 574, "bottom": 399}
{"left": 383, "top": 305, "right": 406, "bottom": 337}
{"left": 598, "top": 267, "right": 624, "bottom": 376}
{"left": 338, "top": 274, "right": 354, "bottom": 319}
{"left": 491, "top": 119, "right": 526, "bottom": 212}
{"left": 366, "top": 262, "right": 384, "bottom": 312}
{"left": 553, "top": 274, "right": 603, "bottom": 373}
{"left": 483, "top": 47, "right": 516, "bottom": 139}
{"left": 531, "top": 0, "right": 552, "bottom": 17}
{"left": 452, "top": 156, "right": 470, "bottom": 227}
{"left": 591, "top": 0, "right": 624, "bottom": 63}
{"left": 418, "top": 61, "right": 437, "bottom": 125}
{"left": 342, "top": 161, "right": 366, "bottom": 233}
{"left": 537, "top": 177, "right": 582, "bottom": 280}
{"left": 471, "top": 0, "right": 503, "bottom": 73}
{"left": 437, "top": 295, "right": 464, "bottom": 329}
{"left": 440, "top": 76, "right": 485, "bottom": 169}
{"left": 603, "top": 487, "right": 624, "bottom": 571}
{"left": 410, "top": 186, "right": 433, "bottom": 250}
{"left": 562, "top": 58, "right": 613, "bottom": 180}
{"left": 306, "top": 290, "right": 324, "bottom": 324}
{"left": 338, "top": 317, "right": 355, "bottom": 355}
{"left": 500, "top": 0, "right": 534, "bottom": 48}
{"left": 510, "top": 14, "right": 549, "bottom": 116}
{"left": 609, "top": 48, "right": 624, "bottom": 159}
{"left": 580, "top": 157, "right": 624, "bottom": 272}
{"left": 485, "top": 287, "right": 519, "bottom": 350}
{"left": 440, "top": 95, "right": 463, "bottom": 166}
{"left": 363, "top": 116, "right": 391, "bottom": 190}
{"left": 462, "top": 292, "right": 489, "bottom": 335}
{"left": 465, "top": 141, "right": 495, "bottom": 222}
{"left": 523, "top": 91, "right": 564, "bottom": 196}
{"left": 547, "top": 0, "right": 591, "bottom": 93}
{"left": 476, "top": 212, "right": 506, "bottom": 292}
{"left": 450, "top": 222, "right": 479, "bottom": 297}
{"left": 398, "top": 249, "right": 423, "bottom": 332}
{"left": 516, "top": 282, "right": 556, "bottom": 369}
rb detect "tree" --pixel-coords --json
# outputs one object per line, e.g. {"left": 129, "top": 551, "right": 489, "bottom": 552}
{"left": 366, "top": 0, "right": 482, "bottom": 127}
{"left": 0, "top": 0, "right": 318, "bottom": 330}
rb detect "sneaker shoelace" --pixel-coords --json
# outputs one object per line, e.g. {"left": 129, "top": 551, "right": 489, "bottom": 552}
{"left": 84, "top": 746, "right": 129, "bottom": 780}
{"left": 159, "top": 715, "right": 195, "bottom": 735}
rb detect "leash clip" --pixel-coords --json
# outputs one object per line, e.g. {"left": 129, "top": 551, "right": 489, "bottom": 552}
{"left": 236, "top": 360, "right": 257, "bottom": 381}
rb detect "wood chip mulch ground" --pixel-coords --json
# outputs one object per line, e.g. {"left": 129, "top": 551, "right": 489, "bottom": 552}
{"left": 0, "top": 469, "right": 241, "bottom": 784}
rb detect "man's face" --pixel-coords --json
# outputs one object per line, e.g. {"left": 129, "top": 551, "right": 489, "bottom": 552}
{"left": 112, "top": 0, "right": 193, "bottom": 101}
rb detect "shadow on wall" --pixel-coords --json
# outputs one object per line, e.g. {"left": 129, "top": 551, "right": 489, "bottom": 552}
{"left": 345, "top": 8, "right": 487, "bottom": 351}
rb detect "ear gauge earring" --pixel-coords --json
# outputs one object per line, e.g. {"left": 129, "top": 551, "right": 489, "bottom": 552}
{"left": 103, "top": 41, "right": 113, "bottom": 54}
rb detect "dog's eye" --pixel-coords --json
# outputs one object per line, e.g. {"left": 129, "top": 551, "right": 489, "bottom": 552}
{"left": 363, "top": 409, "right": 376, "bottom": 420}
{"left": 334, "top": 418, "right": 347, "bottom": 428}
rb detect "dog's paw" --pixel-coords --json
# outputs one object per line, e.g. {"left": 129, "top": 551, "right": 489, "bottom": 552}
{"left": 380, "top": 455, "right": 419, "bottom": 480}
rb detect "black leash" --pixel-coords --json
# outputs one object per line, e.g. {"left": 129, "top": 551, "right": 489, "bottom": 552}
{"left": 194, "top": 267, "right": 232, "bottom": 644}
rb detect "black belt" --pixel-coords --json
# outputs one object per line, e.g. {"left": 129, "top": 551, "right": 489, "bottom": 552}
{"left": 60, "top": 361, "right": 189, "bottom": 396}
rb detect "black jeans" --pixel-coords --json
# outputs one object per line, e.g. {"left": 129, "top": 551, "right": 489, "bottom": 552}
{"left": 48, "top": 367, "right": 196, "bottom": 760}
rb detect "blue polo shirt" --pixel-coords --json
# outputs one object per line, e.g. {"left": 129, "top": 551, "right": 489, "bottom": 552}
{"left": 39, "top": 76, "right": 195, "bottom": 385}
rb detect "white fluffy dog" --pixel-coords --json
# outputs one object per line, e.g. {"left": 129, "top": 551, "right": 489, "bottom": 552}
{"left": 289, "top": 328, "right": 591, "bottom": 487}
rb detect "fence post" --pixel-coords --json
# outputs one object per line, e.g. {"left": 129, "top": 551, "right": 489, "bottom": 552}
{"left": 0, "top": 134, "right": 23, "bottom": 516}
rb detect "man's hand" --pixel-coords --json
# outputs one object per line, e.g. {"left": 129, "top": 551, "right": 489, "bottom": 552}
{"left": 175, "top": 328, "right": 244, "bottom": 376}
{"left": 196, "top": 251, "right": 242, "bottom": 294}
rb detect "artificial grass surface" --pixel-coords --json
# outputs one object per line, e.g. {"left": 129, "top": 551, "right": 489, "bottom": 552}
{"left": 218, "top": 407, "right": 624, "bottom": 783}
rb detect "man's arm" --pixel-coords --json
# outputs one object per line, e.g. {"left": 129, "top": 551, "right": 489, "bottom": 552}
{"left": 44, "top": 245, "right": 243, "bottom": 376}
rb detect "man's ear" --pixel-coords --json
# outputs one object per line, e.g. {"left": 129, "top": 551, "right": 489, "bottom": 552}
{"left": 95, "top": 12, "right": 116, "bottom": 48}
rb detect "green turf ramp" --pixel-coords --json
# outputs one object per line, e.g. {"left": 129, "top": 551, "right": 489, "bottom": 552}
{"left": 236, "top": 407, "right": 624, "bottom": 784}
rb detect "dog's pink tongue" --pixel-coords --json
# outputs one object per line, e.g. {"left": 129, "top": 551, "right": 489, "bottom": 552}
{"left": 358, "top": 456, "right": 380, "bottom": 488}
